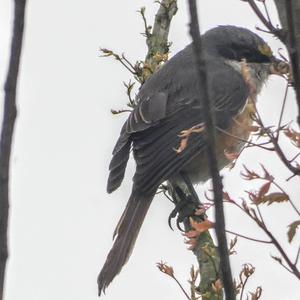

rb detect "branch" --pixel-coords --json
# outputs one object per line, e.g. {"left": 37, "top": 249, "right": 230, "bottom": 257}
{"left": 273, "top": 0, "right": 300, "bottom": 126}
{"left": 187, "top": 1, "right": 235, "bottom": 299}
{"left": 142, "top": 0, "right": 178, "bottom": 81}
{"left": 0, "top": 1, "right": 26, "bottom": 299}
{"left": 167, "top": 182, "right": 222, "bottom": 300}
{"left": 253, "top": 111, "right": 300, "bottom": 177}
{"left": 232, "top": 200, "right": 300, "bottom": 280}
{"left": 245, "top": 0, "right": 300, "bottom": 125}
{"left": 243, "top": 0, "right": 286, "bottom": 42}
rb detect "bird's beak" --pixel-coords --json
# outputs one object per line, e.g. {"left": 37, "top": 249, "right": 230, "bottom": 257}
{"left": 269, "top": 57, "right": 290, "bottom": 76}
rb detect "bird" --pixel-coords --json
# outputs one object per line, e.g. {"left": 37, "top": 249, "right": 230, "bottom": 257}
{"left": 98, "top": 25, "right": 288, "bottom": 295}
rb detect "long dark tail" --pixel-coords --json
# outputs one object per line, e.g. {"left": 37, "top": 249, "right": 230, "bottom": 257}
{"left": 97, "top": 192, "right": 154, "bottom": 295}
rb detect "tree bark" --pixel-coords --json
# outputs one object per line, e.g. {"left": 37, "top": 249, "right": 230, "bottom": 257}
{"left": 274, "top": 0, "right": 300, "bottom": 125}
{"left": 0, "top": 1, "right": 27, "bottom": 299}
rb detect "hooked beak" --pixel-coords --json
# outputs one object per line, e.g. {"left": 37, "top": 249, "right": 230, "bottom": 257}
{"left": 269, "top": 57, "right": 291, "bottom": 76}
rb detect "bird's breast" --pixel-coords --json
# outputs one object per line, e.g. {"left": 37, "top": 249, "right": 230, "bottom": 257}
{"left": 180, "top": 98, "right": 255, "bottom": 184}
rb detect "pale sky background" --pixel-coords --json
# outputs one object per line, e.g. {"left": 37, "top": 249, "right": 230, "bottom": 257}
{"left": 0, "top": 1, "right": 299, "bottom": 300}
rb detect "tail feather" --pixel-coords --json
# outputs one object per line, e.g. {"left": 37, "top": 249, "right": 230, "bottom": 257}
{"left": 98, "top": 192, "right": 154, "bottom": 295}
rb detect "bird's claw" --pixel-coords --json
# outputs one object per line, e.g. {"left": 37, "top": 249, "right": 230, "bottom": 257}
{"left": 168, "top": 194, "right": 203, "bottom": 231}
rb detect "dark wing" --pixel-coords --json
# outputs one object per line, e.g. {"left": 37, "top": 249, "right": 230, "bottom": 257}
{"left": 107, "top": 46, "right": 248, "bottom": 194}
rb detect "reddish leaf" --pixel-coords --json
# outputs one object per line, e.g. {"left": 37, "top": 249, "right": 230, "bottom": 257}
{"left": 257, "top": 181, "right": 271, "bottom": 199}
{"left": 245, "top": 190, "right": 259, "bottom": 203}
{"left": 241, "top": 165, "right": 260, "bottom": 180}
{"left": 190, "top": 218, "right": 214, "bottom": 233}
{"left": 223, "top": 191, "right": 234, "bottom": 202}
{"left": 260, "top": 164, "right": 273, "bottom": 181}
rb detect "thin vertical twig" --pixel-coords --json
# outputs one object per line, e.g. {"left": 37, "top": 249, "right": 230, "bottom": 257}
{"left": 244, "top": 0, "right": 286, "bottom": 42}
{"left": 187, "top": 1, "right": 235, "bottom": 299}
{"left": 284, "top": 0, "right": 300, "bottom": 126}
{"left": 0, "top": 1, "right": 26, "bottom": 299}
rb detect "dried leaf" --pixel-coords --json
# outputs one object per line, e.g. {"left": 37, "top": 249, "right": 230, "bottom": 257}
{"left": 156, "top": 261, "right": 174, "bottom": 277}
{"left": 242, "top": 263, "right": 255, "bottom": 278}
{"left": 228, "top": 236, "right": 238, "bottom": 255}
{"left": 249, "top": 286, "right": 262, "bottom": 300}
{"left": 175, "top": 123, "right": 206, "bottom": 153}
{"left": 189, "top": 218, "right": 214, "bottom": 233}
{"left": 184, "top": 219, "right": 214, "bottom": 251}
{"left": 261, "top": 192, "right": 289, "bottom": 206}
{"left": 284, "top": 128, "right": 300, "bottom": 148}
{"left": 174, "top": 137, "right": 188, "bottom": 154}
{"left": 287, "top": 220, "right": 300, "bottom": 243}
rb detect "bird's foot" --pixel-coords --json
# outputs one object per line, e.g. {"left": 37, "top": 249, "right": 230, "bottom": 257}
{"left": 168, "top": 187, "right": 203, "bottom": 231}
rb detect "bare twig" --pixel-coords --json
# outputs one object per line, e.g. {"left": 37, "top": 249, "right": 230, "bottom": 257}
{"left": 273, "top": 0, "right": 300, "bottom": 125}
{"left": 99, "top": 48, "right": 138, "bottom": 76}
{"left": 252, "top": 106, "right": 300, "bottom": 177}
{"left": 0, "top": 1, "right": 26, "bottom": 299}
{"left": 289, "top": 151, "right": 300, "bottom": 163}
{"left": 271, "top": 179, "right": 300, "bottom": 216}
{"left": 187, "top": 1, "right": 235, "bottom": 299}
{"left": 271, "top": 255, "right": 294, "bottom": 274}
{"left": 232, "top": 201, "right": 300, "bottom": 280}
{"left": 216, "top": 126, "right": 274, "bottom": 151}
{"left": 284, "top": 0, "right": 300, "bottom": 126}
{"left": 243, "top": 0, "right": 285, "bottom": 42}
{"left": 276, "top": 83, "right": 289, "bottom": 135}
{"left": 295, "top": 246, "right": 300, "bottom": 266}
{"left": 138, "top": 7, "right": 152, "bottom": 38}
{"left": 238, "top": 263, "right": 256, "bottom": 300}
{"left": 157, "top": 262, "right": 192, "bottom": 300}
{"left": 225, "top": 230, "right": 272, "bottom": 244}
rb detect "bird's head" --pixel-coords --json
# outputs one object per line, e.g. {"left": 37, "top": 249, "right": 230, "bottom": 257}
{"left": 203, "top": 25, "right": 290, "bottom": 92}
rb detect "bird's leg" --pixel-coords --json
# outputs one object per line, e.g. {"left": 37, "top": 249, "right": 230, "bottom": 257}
{"left": 179, "top": 171, "right": 201, "bottom": 204}
{"left": 168, "top": 184, "right": 189, "bottom": 231}
{"left": 167, "top": 172, "right": 205, "bottom": 231}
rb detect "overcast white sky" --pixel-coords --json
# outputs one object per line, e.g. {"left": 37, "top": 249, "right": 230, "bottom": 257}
{"left": 0, "top": 1, "right": 299, "bottom": 299}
